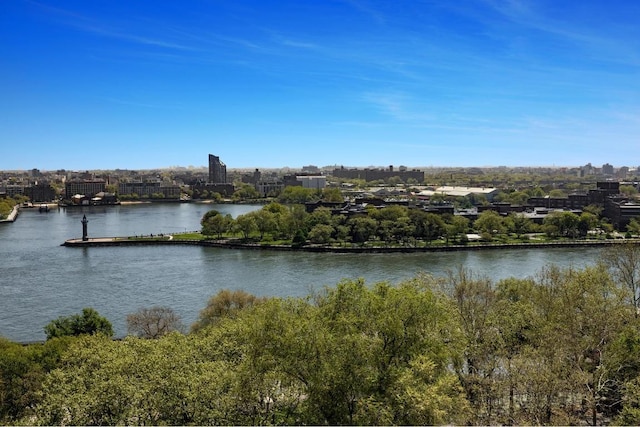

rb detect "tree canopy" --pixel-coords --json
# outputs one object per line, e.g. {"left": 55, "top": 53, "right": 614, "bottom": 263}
{"left": 44, "top": 308, "right": 113, "bottom": 340}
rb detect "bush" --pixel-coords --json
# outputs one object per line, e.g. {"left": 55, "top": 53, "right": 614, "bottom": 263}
{"left": 44, "top": 308, "right": 113, "bottom": 340}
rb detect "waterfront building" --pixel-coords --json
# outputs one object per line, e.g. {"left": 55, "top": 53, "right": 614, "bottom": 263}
{"left": 208, "top": 154, "right": 227, "bottom": 184}
{"left": 24, "top": 182, "right": 57, "bottom": 202}
{"left": 64, "top": 179, "right": 106, "bottom": 198}
{"left": 118, "top": 181, "right": 181, "bottom": 199}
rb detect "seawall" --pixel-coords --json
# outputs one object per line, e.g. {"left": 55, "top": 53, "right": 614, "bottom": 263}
{"left": 0, "top": 205, "right": 19, "bottom": 223}
{"left": 61, "top": 236, "right": 640, "bottom": 253}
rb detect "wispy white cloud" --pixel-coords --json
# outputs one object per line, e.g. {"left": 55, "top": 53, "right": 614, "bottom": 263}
{"left": 104, "top": 98, "right": 184, "bottom": 110}
{"left": 362, "top": 91, "right": 437, "bottom": 123}
{"left": 478, "top": 0, "right": 640, "bottom": 66}
{"left": 26, "top": 0, "right": 198, "bottom": 51}
{"left": 342, "top": 0, "right": 386, "bottom": 25}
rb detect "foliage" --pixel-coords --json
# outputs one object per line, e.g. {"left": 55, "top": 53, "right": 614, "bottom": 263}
{"left": 473, "top": 210, "right": 505, "bottom": 238}
{"left": 2, "top": 257, "right": 640, "bottom": 424}
{"left": 191, "top": 289, "right": 264, "bottom": 332}
{"left": 44, "top": 308, "right": 113, "bottom": 340}
{"left": 322, "top": 187, "right": 344, "bottom": 202}
{"left": 201, "top": 209, "right": 233, "bottom": 237}
{"left": 232, "top": 184, "right": 260, "bottom": 201}
{"left": 542, "top": 210, "right": 580, "bottom": 238}
{"left": 0, "top": 337, "right": 73, "bottom": 423}
{"left": 277, "top": 186, "right": 319, "bottom": 204}
{"left": 600, "top": 243, "right": 640, "bottom": 313}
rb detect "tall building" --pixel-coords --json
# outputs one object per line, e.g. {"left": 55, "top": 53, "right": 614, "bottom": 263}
{"left": 208, "top": 154, "right": 227, "bottom": 183}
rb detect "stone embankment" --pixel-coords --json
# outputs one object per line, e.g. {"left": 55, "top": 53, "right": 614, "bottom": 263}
{"left": 0, "top": 205, "right": 19, "bottom": 223}
{"left": 62, "top": 235, "right": 640, "bottom": 253}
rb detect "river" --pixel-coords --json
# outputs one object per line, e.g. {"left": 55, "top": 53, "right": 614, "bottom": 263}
{"left": 0, "top": 202, "right": 603, "bottom": 342}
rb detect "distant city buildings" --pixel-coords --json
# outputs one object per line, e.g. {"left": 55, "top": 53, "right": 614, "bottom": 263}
{"left": 332, "top": 165, "right": 424, "bottom": 183}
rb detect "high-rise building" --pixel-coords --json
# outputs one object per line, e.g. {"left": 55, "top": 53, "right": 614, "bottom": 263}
{"left": 208, "top": 154, "right": 227, "bottom": 183}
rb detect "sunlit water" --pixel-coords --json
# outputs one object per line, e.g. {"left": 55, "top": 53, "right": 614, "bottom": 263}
{"left": 0, "top": 203, "right": 602, "bottom": 342}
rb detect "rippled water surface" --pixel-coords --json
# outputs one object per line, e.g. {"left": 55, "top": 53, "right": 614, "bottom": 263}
{"left": 0, "top": 203, "right": 602, "bottom": 342}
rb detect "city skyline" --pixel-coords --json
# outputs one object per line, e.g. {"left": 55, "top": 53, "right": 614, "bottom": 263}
{"left": 2, "top": 1, "right": 639, "bottom": 170}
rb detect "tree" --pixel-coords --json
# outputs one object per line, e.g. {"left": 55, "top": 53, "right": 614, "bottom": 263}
{"left": 448, "top": 268, "right": 500, "bottom": 424}
{"left": 201, "top": 210, "right": 233, "bottom": 238}
{"left": 0, "top": 336, "right": 73, "bottom": 423}
{"left": 44, "top": 308, "right": 113, "bottom": 340}
{"left": 127, "top": 306, "right": 184, "bottom": 339}
{"left": 308, "top": 224, "right": 334, "bottom": 244}
{"left": 620, "top": 185, "right": 638, "bottom": 198}
{"left": 543, "top": 211, "right": 580, "bottom": 238}
{"left": 192, "top": 289, "right": 264, "bottom": 332}
{"left": 306, "top": 207, "right": 333, "bottom": 228}
{"left": 249, "top": 209, "right": 276, "bottom": 240}
{"left": 278, "top": 186, "right": 317, "bottom": 204}
{"left": 234, "top": 213, "right": 257, "bottom": 239}
{"left": 506, "top": 212, "right": 532, "bottom": 238}
{"left": 578, "top": 212, "right": 599, "bottom": 237}
{"left": 627, "top": 218, "right": 640, "bottom": 236}
{"left": 233, "top": 184, "right": 260, "bottom": 201}
{"left": 348, "top": 216, "right": 377, "bottom": 245}
{"left": 548, "top": 189, "right": 567, "bottom": 198}
{"left": 36, "top": 333, "right": 239, "bottom": 425}
{"left": 322, "top": 187, "right": 344, "bottom": 202}
{"left": 474, "top": 210, "right": 505, "bottom": 239}
{"left": 601, "top": 243, "right": 640, "bottom": 314}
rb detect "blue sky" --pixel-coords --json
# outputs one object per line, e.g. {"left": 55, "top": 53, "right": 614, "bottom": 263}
{"left": 1, "top": 0, "right": 639, "bottom": 170}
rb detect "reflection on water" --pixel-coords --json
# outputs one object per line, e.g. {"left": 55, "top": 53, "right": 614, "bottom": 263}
{"left": 0, "top": 203, "right": 602, "bottom": 342}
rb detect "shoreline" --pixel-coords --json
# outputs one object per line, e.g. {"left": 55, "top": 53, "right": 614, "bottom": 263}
{"left": 61, "top": 236, "right": 640, "bottom": 253}
{"left": 0, "top": 205, "right": 20, "bottom": 223}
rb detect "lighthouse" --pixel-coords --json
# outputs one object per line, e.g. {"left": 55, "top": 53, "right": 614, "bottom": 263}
{"left": 81, "top": 215, "right": 89, "bottom": 241}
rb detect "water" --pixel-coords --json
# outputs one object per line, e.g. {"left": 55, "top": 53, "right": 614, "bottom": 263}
{"left": 0, "top": 203, "right": 603, "bottom": 342}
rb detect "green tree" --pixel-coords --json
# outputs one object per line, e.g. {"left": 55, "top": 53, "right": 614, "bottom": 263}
{"left": 601, "top": 243, "right": 640, "bottom": 314}
{"left": 443, "top": 214, "right": 469, "bottom": 244}
{"left": 578, "top": 211, "right": 599, "bottom": 237}
{"left": 548, "top": 189, "right": 567, "bottom": 198}
{"left": 627, "top": 218, "right": 640, "bottom": 236}
{"left": 44, "top": 308, "right": 113, "bottom": 340}
{"left": 191, "top": 289, "right": 264, "bottom": 332}
{"left": 620, "top": 185, "right": 638, "bottom": 198}
{"left": 308, "top": 224, "right": 334, "bottom": 244}
{"left": 543, "top": 210, "right": 580, "bottom": 238}
{"left": 201, "top": 210, "right": 233, "bottom": 238}
{"left": 348, "top": 216, "right": 377, "bottom": 245}
{"left": 278, "top": 186, "right": 317, "bottom": 204}
{"left": 322, "top": 187, "right": 344, "bottom": 202}
{"left": 474, "top": 210, "right": 505, "bottom": 239}
{"left": 506, "top": 212, "right": 532, "bottom": 238}
{"left": 448, "top": 268, "right": 500, "bottom": 424}
{"left": 248, "top": 209, "right": 277, "bottom": 240}
{"left": 37, "top": 333, "right": 238, "bottom": 425}
{"left": 233, "top": 184, "right": 260, "bottom": 201}
{"left": 0, "top": 336, "right": 73, "bottom": 423}
{"left": 234, "top": 213, "right": 257, "bottom": 239}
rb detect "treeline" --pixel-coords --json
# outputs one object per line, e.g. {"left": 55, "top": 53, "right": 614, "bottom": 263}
{"left": 201, "top": 202, "right": 637, "bottom": 247}
{"left": 3, "top": 245, "right": 640, "bottom": 425}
